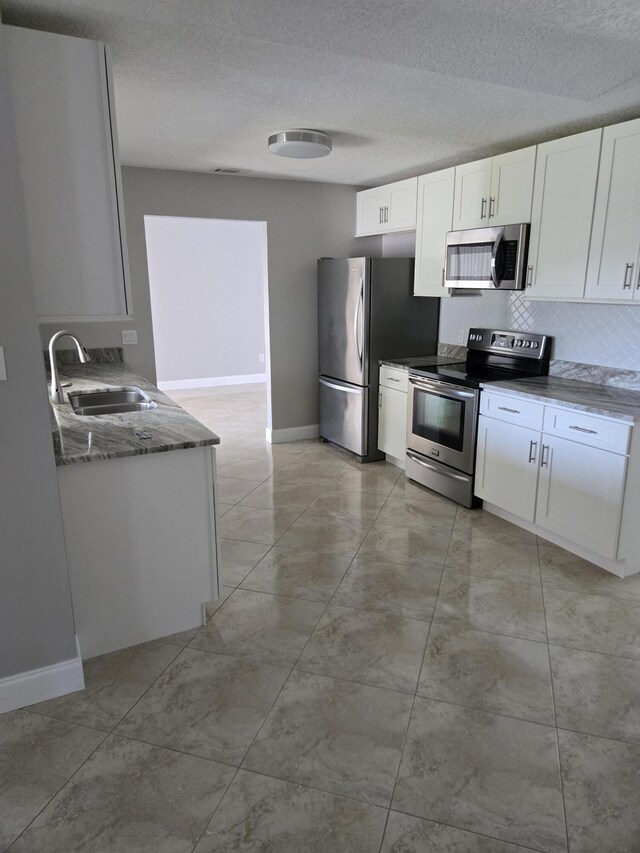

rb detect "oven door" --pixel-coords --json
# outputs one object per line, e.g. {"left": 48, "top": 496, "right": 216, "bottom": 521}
{"left": 407, "top": 375, "right": 479, "bottom": 474}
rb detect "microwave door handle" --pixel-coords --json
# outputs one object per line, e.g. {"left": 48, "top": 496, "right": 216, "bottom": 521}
{"left": 490, "top": 232, "right": 503, "bottom": 288}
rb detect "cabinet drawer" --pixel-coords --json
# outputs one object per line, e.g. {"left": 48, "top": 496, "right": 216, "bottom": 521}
{"left": 480, "top": 392, "right": 544, "bottom": 429}
{"left": 380, "top": 365, "right": 408, "bottom": 392}
{"left": 542, "top": 407, "right": 631, "bottom": 454}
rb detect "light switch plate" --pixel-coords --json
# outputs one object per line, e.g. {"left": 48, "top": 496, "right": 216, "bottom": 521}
{"left": 0, "top": 346, "right": 6, "bottom": 380}
{"left": 122, "top": 330, "right": 138, "bottom": 345}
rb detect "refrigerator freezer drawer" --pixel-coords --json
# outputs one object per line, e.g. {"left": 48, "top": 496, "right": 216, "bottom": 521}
{"left": 319, "top": 376, "right": 368, "bottom": 457}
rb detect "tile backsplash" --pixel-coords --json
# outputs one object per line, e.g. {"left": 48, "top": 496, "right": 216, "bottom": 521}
{"left": 439, "top": 292, "right": 640, "bottom": 372}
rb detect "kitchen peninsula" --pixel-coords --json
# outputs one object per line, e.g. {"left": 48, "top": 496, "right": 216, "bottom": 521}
{"left": 50, "top": 352, "right": 221, "bottom": 659}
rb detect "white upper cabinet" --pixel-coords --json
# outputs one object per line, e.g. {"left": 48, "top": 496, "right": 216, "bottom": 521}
{"left": 6, "top": 26, "right": 131, "bottom": 321}
{"left": 488, "top": 147, "right": 536, "bottom": 226}
{"left": 585, "top": 118, "right": 640, "bottom": 302}
{"left": 452, "top": 147, "right": 536, "bottom": 231}
{"left": 452, "top": 158, "right": 492, "bottom": 229}
{"left": 355, "top": 177, "right": 417, "bottom": 236}
{"left": 413, "top": 168, "right": 455, "bottom": 297}
{"left": 527, "top": 129, "right": 602, "bottom": 300}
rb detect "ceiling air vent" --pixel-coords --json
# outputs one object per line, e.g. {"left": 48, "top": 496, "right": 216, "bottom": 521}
{"left": 210, "top": 167, "right": 247, "bottom": 175}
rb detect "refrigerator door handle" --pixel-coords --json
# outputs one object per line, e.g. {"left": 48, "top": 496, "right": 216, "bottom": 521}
{"left": 319, "top": 377, "right": 363, "bottom": 394}
{"left": 354, "top": 277, "right": 364, "bottom": 370}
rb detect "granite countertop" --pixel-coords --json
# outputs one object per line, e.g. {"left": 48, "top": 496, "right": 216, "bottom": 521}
{"left": 380, "top": 355, "right": 463, "bottom": 370}
{"left": 50, "top": 363, "right": 220, "bottom": 466}
{"left": 482, "top": 376, "right": 640, "bottom": 424}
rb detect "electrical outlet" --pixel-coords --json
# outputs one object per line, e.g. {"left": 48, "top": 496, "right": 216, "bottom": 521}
{"left": 457, "top": 329, "right": 465, "bottom": 344}
{"left": 258, "top": 353, "right": 265, "bottom": 363}
{"left": 122, "top": 330, "right": 138, "bottom": 345}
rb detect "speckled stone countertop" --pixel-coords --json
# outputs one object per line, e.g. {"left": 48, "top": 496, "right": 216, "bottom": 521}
{"left": 482, "top": 376, "right": 640, "bottom": 423}
{"left": 50, "top": 363, "right": 220, "bottom": 466}
{"left": 379, "top": 355, "right": 463, "bottom": 370}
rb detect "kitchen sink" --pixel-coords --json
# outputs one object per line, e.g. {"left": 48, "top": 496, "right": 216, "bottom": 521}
{"left": 68, "top": 387, "right": 158, "bottom": 416}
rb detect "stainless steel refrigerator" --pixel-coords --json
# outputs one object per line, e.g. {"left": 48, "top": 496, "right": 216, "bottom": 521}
{"left": 318, "top": 257, "right": 439, "bottom": 462}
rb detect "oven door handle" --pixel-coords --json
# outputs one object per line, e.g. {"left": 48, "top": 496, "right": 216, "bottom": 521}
{"left": 490, "top": 232, "right": 503, "bottom": 288}
{"left": 408, "top": 375, "right": 476, "bottom": 399}
{"left": 406, "top": 451, "right": 471, "bottom": 482}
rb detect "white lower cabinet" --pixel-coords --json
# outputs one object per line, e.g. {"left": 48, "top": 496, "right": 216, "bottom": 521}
{"left": 378, "top": 366, "right": 408, "bottom": 464}
{"left": 475, "top": 416, "right": 539, "bottom": 522}
{"left": 57, "top": 446, "right": 219, "bottom": 658}
{"left": 476, "top": 391, "right": 634, "bottom": 572}
{"left": 535, "top": 434, "right": 627, "bottom": 559}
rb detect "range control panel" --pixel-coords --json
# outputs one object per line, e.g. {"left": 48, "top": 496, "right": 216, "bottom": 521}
{"left": 467, "top": 328, "right": 550, "bottom": 360}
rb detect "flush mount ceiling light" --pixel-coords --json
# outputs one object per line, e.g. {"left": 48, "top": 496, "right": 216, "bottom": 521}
{"left": 268, "top": 129, "right": 332, "bottom": 159}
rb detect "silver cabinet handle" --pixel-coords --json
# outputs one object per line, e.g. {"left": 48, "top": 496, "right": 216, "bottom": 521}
{"left": 498, "top": 406, "right": 520, "bottom": 414}
{"left": 569, "top": 425, "right": 598, "bottom": 435}
{"left": 379, "top": 206, "right": 383, "bottom": 224}
{"left": 526, "top": 265, "right": 533, "bottom": 287}
{"left": 480, "top": 197, "right": 487, "bottom": 219}
{"left": 528, "top": 440, "right": 537, "bottom": 463}
{"left": 489, "top": 196, "right": 496, "bottom": 218}
{"left": 378, "top": 392, "right": 382, "bottom": 408}
{"left": 387, "top": 377, "right": 401, "bottom": 383}
{"left": 384, "top": 205, "right": 389, "bottom": 223}
{"left": 624, "top": 263, "right": 633, "bottom": 289}
{"left": 540, "top": 444, "right": 550, "bottom": 467}
{"left": 441, "top": 267, "right": 445, "bottom": 287}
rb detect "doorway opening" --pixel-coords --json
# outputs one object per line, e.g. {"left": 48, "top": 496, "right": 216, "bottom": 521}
{"left": 144, "top": 215, "right": 270, "bottom": 455}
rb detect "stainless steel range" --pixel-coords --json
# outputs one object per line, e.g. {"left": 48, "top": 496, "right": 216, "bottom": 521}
{"left": 406, "top": 328, "right": 551, "bottom": 507}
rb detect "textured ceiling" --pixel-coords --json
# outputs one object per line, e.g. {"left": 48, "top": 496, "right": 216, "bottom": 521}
{"left": 3, "top": 0, "right": 640, "bottom": 185}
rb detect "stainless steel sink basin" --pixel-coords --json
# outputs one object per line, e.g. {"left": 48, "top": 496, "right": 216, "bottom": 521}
{"left": 68, "top": 387, "right": 158, "bottom": 416}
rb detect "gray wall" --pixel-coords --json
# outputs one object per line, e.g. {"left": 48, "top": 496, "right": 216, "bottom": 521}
{"left": 42, "top": 167, "right": 375, "bottom": 431}
{"left": 0, "top": 25, "right": 77, "bottom": 680}
{"left": 144, "top": 215, "right": 266, "bottom": 385}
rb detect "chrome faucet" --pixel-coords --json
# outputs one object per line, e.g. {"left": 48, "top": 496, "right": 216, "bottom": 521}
{"left": 48, "top": 330, "right": 91, "bottom": 403}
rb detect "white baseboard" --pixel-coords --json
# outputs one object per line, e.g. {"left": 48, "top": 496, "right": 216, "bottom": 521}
{"left": 266, "top": 424, "right": 320, "bottom": 444}
{"left": 0, "top": 636, "right": 84, "bottom": 715}
{"left": 158, "top": 374, "right": 267, "bottom": 391}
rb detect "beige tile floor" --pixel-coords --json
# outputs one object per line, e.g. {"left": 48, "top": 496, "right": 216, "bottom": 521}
{"left": 4, "top": 384, "right": 640, "bottom": 851}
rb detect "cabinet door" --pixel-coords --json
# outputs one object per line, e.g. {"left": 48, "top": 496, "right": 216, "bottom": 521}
{"left": 527, "top": 129, "right": 602, "bottom": 299}
{"left": 414, "top": 168, "right": 454, "bottom": 297}
{"left": 489, "top": 146, "right": 536, "bottom": 227}
{"left": 475, "top": 415, "right": 540, "bottom": 522}
{"left": 378, "top": 386, "right": 408, "bottom": 461}
{"left": 6, "top": 26, "right": 130, "bottom": 320}
{"left": 536, "top": 435, "right": 627, "bottom": 559}
{"left": 452, "top": 158, "right": 492, "bottom": 230}
{"left": 585, "top": 119, "right": 640, "bottom": 301}
{"left": 386, "top": 178, "right": 418, "bottom": 232}
{"left": 356, "top": 187, "right": 389, "bottom": 235}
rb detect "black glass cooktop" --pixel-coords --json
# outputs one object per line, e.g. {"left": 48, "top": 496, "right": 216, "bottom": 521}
{"left": 409, "top": 361, "right": 536, "bottom": 389}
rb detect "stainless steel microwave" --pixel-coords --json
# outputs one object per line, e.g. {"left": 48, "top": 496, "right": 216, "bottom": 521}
{"left": 445, "top": 223, "right": 529, "bottom": 290}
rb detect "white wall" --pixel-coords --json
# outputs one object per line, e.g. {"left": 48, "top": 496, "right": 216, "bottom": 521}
{"left": 0, "top": 24, "right": 78, "bottom": 682}
{"left": 440, "top": 291, "right": 640, "bottom": 369}
{"left": 144, "top": 216, "right": 266, "bottom": 386}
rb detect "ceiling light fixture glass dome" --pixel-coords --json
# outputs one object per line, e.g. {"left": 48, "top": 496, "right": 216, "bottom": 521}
{"left": 268, "top": 129, "right": 332, "bottom": 158}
